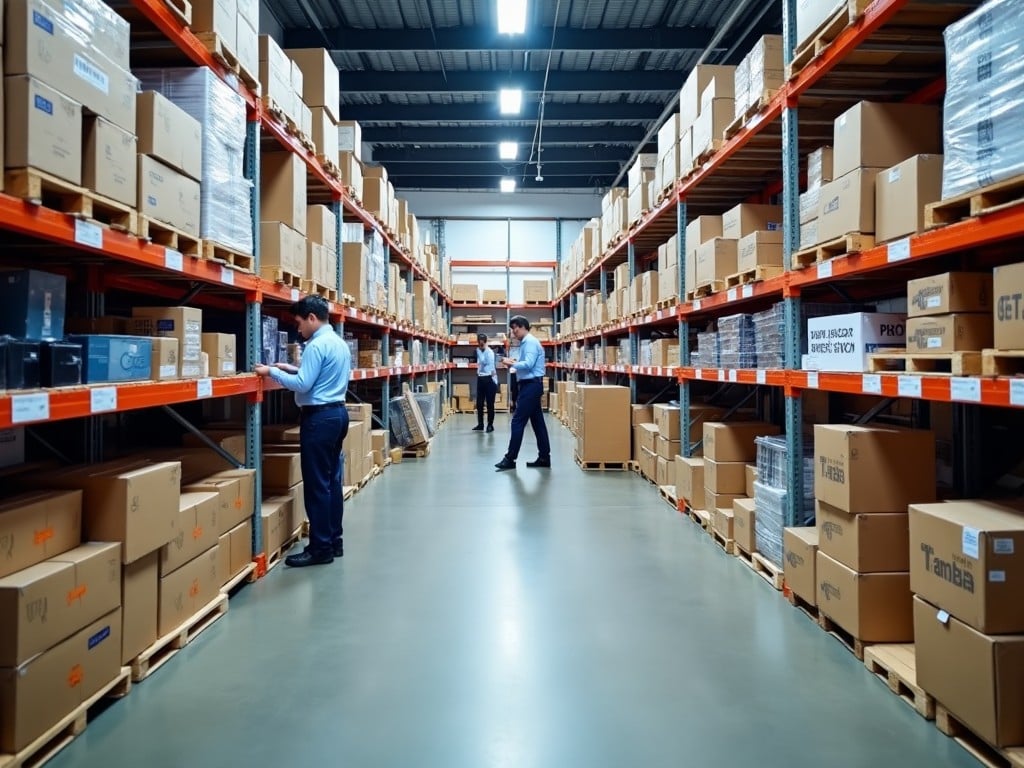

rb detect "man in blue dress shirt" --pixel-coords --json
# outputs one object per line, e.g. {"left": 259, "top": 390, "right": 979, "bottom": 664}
{"left": 255, "top": 296, "right": 352, "bottom": 567}
{"left": 474, "top": 333, "right": 497, "bottom": 433}
{"left": 496, "top": 315, "right": 550, "bottom": 471}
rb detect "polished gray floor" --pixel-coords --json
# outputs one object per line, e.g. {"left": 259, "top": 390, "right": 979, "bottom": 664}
{"left": 54, "top": 413, "right": 975, "bottom": 767}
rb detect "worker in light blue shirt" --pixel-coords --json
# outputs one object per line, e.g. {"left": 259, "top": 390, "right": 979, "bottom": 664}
{"left": 496, "top": 315, "right": 550, "bottom": 470}
{"left": 474, "top": 333, "right": 498, "bottom": 433}
{"left": 255, "top": 296, "right": 351, "bottom": 567}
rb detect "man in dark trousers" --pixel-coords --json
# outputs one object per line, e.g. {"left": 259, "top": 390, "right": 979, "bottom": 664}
{"left": 474, "top": 333, "right": 497, "bottom": 432}
{"left": 496, "top": 316, "right": 550, "bottom": 471}
{"left": 255, "top": 296, "right": 351, "bottom": 566}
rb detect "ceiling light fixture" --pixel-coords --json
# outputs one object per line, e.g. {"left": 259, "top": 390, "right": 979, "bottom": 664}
{"left": 499, "top": 88, "right": 523, "bottom": 115}
{"left": 500, "top": 178, "right": 517, "bottom": 193}
{"left": 499, "top": 142, "right": 519, "bottom": 160}
{"left": 497, "top": 0, "right": 527, "bottom": 34}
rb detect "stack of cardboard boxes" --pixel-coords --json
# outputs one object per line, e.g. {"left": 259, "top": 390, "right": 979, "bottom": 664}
{"left": 688, "top": 204, "right": 782, "bottom": 295}
{"left": 905, "top": 272, "right": 993, "bottom": 358}
{"left": 344, "top": 403, "right": 376, "bottom": 486}
{"left": 708, "top": 422, "right": 778, "bottom": 543}
{"left": 626, "top": 155, "right": 658, "bottom": 225}
{"left": 574, "top": 385, "right": 631, "bottom": 466}
{"left": 306, "top": 205, "right": 340, "bottom": 291}
{"left": 681, "top": 65, "right": 734, "bottom": 165}
{"left": 732, "top": 36, "right": 783, "bottom": 122}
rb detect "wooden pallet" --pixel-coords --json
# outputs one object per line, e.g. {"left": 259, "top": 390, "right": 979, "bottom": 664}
{"left": 925, "top": 173, "right": 1024, "bottom": 229}
{"left": 627, "top": 460, "right": 641, "bottom": 474}
{"left": 260, "top": 266, "right": 302, "bottom": 289}
{"left": 195, "top": 32, "right": 240, "bottom": 72}
{"left": 867, "top": 350, "right": 982, "bottom": 376}
{"left": 723, "top": 90, "right": 780, "bottom": 139}
{"left": 863, "top": 644, "right": 935, "bottom": 721}
{"left": 343, "top": 485, "right": 356, "bottom": 500}
{"left": 162, "top": 0, "right": 191, "bottom": 24}
{"left": 935, "top": 705, "right": 1024, "bottom": 768}
{"left": 265, "top": 530, "right": 303, "bottom": 574}
{"left": 0, "top": 666, "right": 131, "bottom": 768}
{"left": 202, "top": 241, "right": 254, "bottom": 272}
{"left": 791, "top": 233, "right": 875, "bottom": 267}
{"left": 786, "top": 589, "right": 820, "bottom": 624}
{"left": 301, "top": 280, "right": 339, "bottom": 302}
{"left": 734, "top": 545, "right": 756, "bottom": 571}
{"left": 658, "top": 484, "right": 679, "bottom": 510}
{"left": 316, "top": 155, "right": 342, "bottom": 180}
{"left": 711, "top": 527, "right": 735, "bottom": 554}
{"left": 817, "top": 612, "right": 870, "bottom": 661}
{"left": 5, "top": 167, "right": 139, "bottom": 234}
{"left": 786, "top": 0, "right": 873, "bottom": 79}
{"left": 751, "top": 551, "right": 784, "bottom": 590}
{"left": 402, "top": 441, "right": 431, "bottom": 458}
{"left": 574, "top": 455, "right": 628, "bottom": 471}
{"left": 655, "top": 297, "right": 677, "bottom": 310}
{"left": 688, "top": 280, "right": 726, "bottom": 301}
{"left": 220, "top": 561, "right": 258, "bottom": 597}
{"left": 130, "top": 594, "right": 229, "bottom": 682}
{"left": 725, "top": 264, "right": 785, "bottom": 288}
{"left": 687, "top": 506, "right": 711, "bottom": 530}
{"left": 982, "top": 349, "right": 1024, "bottom": 377}
{"left": 139, "top": 216, "right": 202, "bottom": 258}
{"left": 524, "top": 299, "right": 551, "bottom": 306}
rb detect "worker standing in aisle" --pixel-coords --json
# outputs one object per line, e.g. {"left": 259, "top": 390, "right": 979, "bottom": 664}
{"left": 474, "top": 333, "right": 497, "bottom": 432}
{"left": 507, "top": 336, "right": 520, "bottom": 414}
{"left": 496, "top": 316, "right": 550, "bottom": 471}
{"left": 255, "top": 296, "right": 351, "bottom": 567}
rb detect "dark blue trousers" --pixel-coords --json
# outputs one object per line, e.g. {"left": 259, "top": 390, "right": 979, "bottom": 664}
{"left": 300, "top": 407, "right": 349, "bottom": 555}
{"left": 476, "top": 376, "right": 497, "bottom": 427}
{"left": 505, "top": 378, "right": 550, "bottom": 460}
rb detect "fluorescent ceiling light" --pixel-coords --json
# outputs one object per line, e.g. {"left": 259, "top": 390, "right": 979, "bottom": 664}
{"left": 500, "top": 178, "right": 517, "bottom": 193}
{"left": 497, "top": 0, "right": 527, "bottom": 34}
{"left": 499, "top": 88, "right": 523, "bottom": 115}
{"left": 499, "top": 142, "right": 519, "bottom": 160}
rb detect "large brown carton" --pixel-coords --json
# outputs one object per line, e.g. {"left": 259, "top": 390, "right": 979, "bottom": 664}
{"left": 229, "top": 520, "right": 253, "bottom": 578}
{"left": 161, "top": 491, "right": 219, "bottom": 576}
{"left": 676, "top": 457, "right": 705, "bottom": 510}
{"left": 0, "top": 491, "right": 81, "bottom": 579}
{"left": 136, "top": 90, "right": 203, "bottom": 181}
{"left": 121, "top": 550, "right": 158, "bottom": 664}
{"left": 637, "top": 423, "right": 658, "bottom": 454}
{"left": 678, "top": 64, "right": 735, "bottom": 127}
{"left": 262, "top": 152, "right": 307, "bottom": 235}
{"left": 737, "top": 230, "right": 784, "bottom": 272}
{"left": 652, "top": 404, "right": 680, "bottom": 440}
{"left": 909, "top": 501, "right": 1024, "bottom": 634}
{"left": 783, "top": 527, "right": 818, "bottom": 605}
{"left": 722, "top": 204, "right": 783, "bottom": 240}
{"left": 284, "top": 48, "right": 340, "bottom": 121}
{"left": 906, "top": 272, "right": 992, "bottom": 318}
{"left": 200, "top": 333, "right": 237, "bottom": 376}
{"left": 131, "top": 306, "right": 203, "bottom": 377}
{"left": 216, "top": 531, "right": 231, "bottom": 586}
{"left": 0, "top": 542, "right": 120, "bottom": 666}
{"left": 994, "top": 262, "right": 1024, "bottom": 350}
{"left": 874, "top": 154, "right": 943, "bottom": 243}
{"left": 813, "top": 424, "right": 935, "bottom": 514}
{"left": 263, "top": 453, "right": 301, "bottom": 489}
{"left": 817, "top": 168, "right": 882, "bottom": 241}
{"left": 733, "top": 497, "right": 757, "bottom": 554}
{"left": 832, "top": 101, "right": 941, "bottom": 179}
{"left": 260, "top": 498, "right": 288, "bottom": 555}
{"left": 575, "top": 385, "right": 631, "bottom": 463}
{"left": 905, "top": 313, "right": 992, "bottom": 353}
{"left": 705, "top": 491, "right": 743, "bottom": 511}
{"left": 816, "top": 501, "right": 908, "bottom": 573}
{"left": 815, "top": 552, "right": 913, "bottom": 642}
{"left": 83, "top": 117, "right": 136, "bottom": 207}
{"left": 184, "top": 469, "right": 253, "bottom": 534}
{"left": 5, "top": 75, "right": 82, "bottom": 184}
{"left": 0, "top": 608, "right": 122, "bottom": 753}
{"left": 913, "top": 595, "right": 1024, "bottom": 747}
{"left": 136, "top": 155, "right": 201, "bottom": 237}
{"left": 157, "top": 545, "right": 219, "bottom": 635}
{"left": 713, "top": 507, "right": 734, "bottom": 539}
{"left": 695, "top": 238, "right": 737, "bottom": 286}
{"left": 703, "top": 421, "right": 779, "bottom": 462}
{"left": 656, "top": 435, "right": 680, "bottom": 462}
{"left": 704, "top": 459, "right": 747, "bottom": 494}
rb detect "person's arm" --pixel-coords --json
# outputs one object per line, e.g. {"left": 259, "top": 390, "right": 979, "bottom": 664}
{"left": 268, "top": 341, "right": 323, "bottom": 393}
{"left": 274, "top": 362, "right": 299, "bottom": 374}
{"left": 514, "top": 338, "right": 540, "bottom": 373}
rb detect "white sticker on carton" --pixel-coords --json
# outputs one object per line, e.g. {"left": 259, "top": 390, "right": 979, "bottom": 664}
{"left": 962, "top": 526, "right": 980, "bottom": 559}
{"left": 993, "top": 538, "right": 1015, "bottom": 555}
{"left": 951, "top": 377, "right": 981, "bottom": 402}
{"left": 927, "top": 337, "right": 942, "bottom": 349}
{"left": 936, "top": 609, "right": 950, "bottom": 624}
{"left": 926, "top": 295, "right": 941, "bottom": 308}
{"left": 73, "top": 54, "right": 109, "bottom": 93}
{"left": 989, "top": 570, "right": 1007, "bottom": 583}
{"left": 888, "top": 167, "right": 901, "bottom": 183}
{"left": 160, "top": 364, "right": 177, "bottom": 378}
{"left": 862, "top": 374, "right": 882, "bottom": 394}
{"left": 897, "top": 376, "right": 922, "bottom": 398}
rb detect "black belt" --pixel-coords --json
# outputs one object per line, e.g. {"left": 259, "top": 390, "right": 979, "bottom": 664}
{"left": 300, "top": 402, "right": 344, "bottom": 413}
{"left": 519, "top": 377, "right": 541, "bottom": 383}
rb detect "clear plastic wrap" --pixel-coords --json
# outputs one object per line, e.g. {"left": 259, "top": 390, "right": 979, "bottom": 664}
{"left": 260, "top": 315, "right": 279, "bottom": 364}
{"left": 694, "top": 330, "right": 720, "bottom": 367}
{"left": 388, "top": 392, "right": 431, "bottom": 447}
{"left": 754, "top": 480, "right": 815, "bottom": 568}
{"left": 754, "top": 301, "right": 874, "bottom": 368}
{"left": 718, "top": 313, "right": 757, "bottom": 369}
{"left": 136, "top": 67, "right": 253, "bottom": 255}
{"left": 941, "top": 0, "right": 1024, "bottom": 198}
{"left": 64, "top": 0, "right": 132, "bottom": 69}
{"left": 363, "top": 229, "right": 388, "bottom": 309}
{"left": 756, "top": 435, "right": 815, "bottom": 491}
{"left": 413, "top": 390, "right": 440, "bottom": 436}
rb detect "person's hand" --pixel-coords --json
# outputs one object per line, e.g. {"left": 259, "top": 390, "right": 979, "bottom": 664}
{"left": 254, "top": 364, "right": 271, "bottom": 376}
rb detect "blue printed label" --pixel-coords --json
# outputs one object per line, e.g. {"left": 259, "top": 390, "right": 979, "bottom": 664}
{"left": 156, "top": 319, "right": 174, "bottom": 331}
{"left": 33, "top": 94, "right": 53, "bottom": 115}
{"left": 147, "top": 195, "right": 157, "bottom": 206}
{"left": 32, "top": 9, "right": 54, "bottom": 34}
{"left": 88, "top": 625, "right": 111, "bottom": 650}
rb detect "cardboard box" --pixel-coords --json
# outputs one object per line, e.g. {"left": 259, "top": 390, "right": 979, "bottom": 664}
{"left": 713, "top": 507, "right": 735, "bottom": 539}
{"left": 704, "top": 459, "right": 747, "bottom": 494}
{"left": 575, "top": 385, "right": 631, "bottom": 463}
{"left": 191, "top": 0, "right": 236, "bottom": 46}
{"left": 678, "top": 64, "right": 735, "bottom": 127}
{"left": 799, "top": 188, "right": 820, "bottom": 225}
{"left": 994, "top": 262, "right": 1024, "bottom": 350}
{"left": 150, "top": 337, "right": 179, "bottom": 381}
{"left": 284, "top": 48, "right": 340, "bottom": 121}
{"left": 131, "top": 307, "right": 203, "bottom": 376}
{"left": 806, "top": 312, "right": 906, "bottom": 372}
{"left": 229, "top": 520, "right": 253, "bottom": 578}
{"left": 832, "top": 101, "right": 941, "bottom": 179}
{"left": 259, "top": 499, "right": 283, "bottom": 556}
{"left": 913, "top": 595, "right": 1024, "bottom": 747}
{"left": 817, "top": 168, "right": 882, "bottom": 241}
{"left": 799, "top": 219, "right": 819, "bottom": 250}
{"left": 905, "top": 313, "right": 992, "bottom": 353}
{"left": 0, "top": 542, "right": 120, "bottom": 666}
{"left": 260, "top": 222, "right": 305, "bottom": 276}
{"left": 452, "top": 284, "right": 479, "bottom": 303}
{"left": 235, "top": 17, "right": 259, "bottom": 82}
{"left": 705, "top": 491, "right": 743, "bottom": 511}
{"left": 639, "top": 447, "right": 657, "bottom": 481}
{"left": 5, "top": 75, "right": 82, "bottom": 184}
{"left": 0, "top": 608, "right": 121, "bottom": 753}
{"left": 216, "top": 531, "right": 231, "bottom": 586}
{"left": 161, "top": 491, "right": 219, "bottom": 576}
{"left": 201, "top": 333, "right": 237, "bottom": 375}
{"left": 691, "top": 97, "right": 733, "bottom": 157}
{"left": 204, "top": 468, "right": 255, "bottom": 532}
{"left": 263, "top": 453, "right": 301, "bottom": 489}
{"left": 261, "top": 152, "right": 307, "bottom": 235}
{"left": 656, "top": 435, "right": 680, "bottom": 462}
{"left": 907, "top": 272, "right": 992, "bottom": 318}
{"left": 157, "top": 546, "right": 219, "bottom": 636}
{"left": 259, "top": 35, "right": 294, "bottom": 114}
{"left": 83, "top": 117, "right": 136, "bottom": 207}
{"left": 121, "top": 550, "right": 158, "bottom": 664}
{"left": 523, "top": 280, "right": 551, "bottom": 303}
{"left": 783, "top": 527, "right": 818, "bottom": 604}
{"left": 874, "top": 154, "right": 944, "bottom": 243}
{"left": 737, "top": 230, "right": 784, "bottom": 272}
{"left": 136, "top": 155, "right": 201, "bottom": 237}
{"left": 0, "top": 491, "right": 82, "bottom": 579}
{"left": 816, "top": 552, "right": 913, "bottom": 642}
{"left": 652, "top": 404, "right": 680, "bottom": 441}
{"left": 482, "top": 289, "right": 507, "bottom": 303}
{"left": 695, "top": 238, "right": 738, "bottom": 286}
{"left": 722, "top": 204, "right": 783, "bottom": 240}
{"left": 814, "top": 425, "right": 935, "bottom": 514}
{"left": 361, "top": 176, "right": 387, "bottom": 222}
{"left": 733, "top": 497, "right": 757, "bottom": 554}
{"left": 307, "top": 204, "right": 337, "bottom": 248}
{"left": 637, "top": 423, "right": 659, "bottom": 454}
{"left": 183, "top": 474, "right": 241, "bottom": 535}
{"left": 909, "top": 501, "right": 1024, "bottom": 634}
{"left": 337, "top": 120, "right": 362, "bottom": 161}
{"left": 807, "top": 145, "right": 834, "bottom": 189}
{"left": 816, "top": 501, "right": 908, "bottom": 573}
{"left": 676, "top": 457, "right": 705, "bottom": 509}
{"left": 703, "top": 422, "right": 779, "bottom": 462}
{"left": 309, "top": 106, "right": 338, "bottom": 161}
{"left": 745, "top": 465, "right": 757, "bottom": 497}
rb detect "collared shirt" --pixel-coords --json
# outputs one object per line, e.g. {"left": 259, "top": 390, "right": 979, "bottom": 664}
{"left": 268, "top": 324, "right": 351, "bottom": 407}
{"left": 476, "top": 346, "right": 496, "bottom": 378}
{"left": 511, "top": 332, "right": 545, "bottom": 380}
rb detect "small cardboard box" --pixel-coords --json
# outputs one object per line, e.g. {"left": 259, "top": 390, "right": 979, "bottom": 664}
{"left": 994, "top": 262, "right": 1024, "bottom": 350}
{"left": 229, "top": 520, "right": 253, "bottom": 578}
{"left": 137, "top": 155, "right": 201, "bottom": 237}
{"left": 653, "top": 404, "right": 680, "bottom": 440}
{"left": 817, "top": 168, "right": 882, "bottom": 242}
{"left": 733, "top": 497, "right": 757, "bottom": 554}
{"left": 201, "top": 333, "right": 237, "bottom": 375}
{"left": 783, "top": 527, "right": 818, "bottom": 605}
{"left": 637, "top": 423, "right": 659, "bottom": 454}
{"left": 135, "top": 91, "right": 203, "bottom": 181}
{"left": 482, "top": 289, "right": 507, "bottom": 303}
{"left": 83, "top": 117, "right": 137, "bottom": 207}
{"left": 452, "top": 284, "right": 479, "bottom": 303}
{"left": 806, "top": 312, "right": 906, "bottom": 372}
{"left": 832, "top": 101, "right": 941, "bottom": 179}
{"left": 161, "top": 491, "right": 220, "bottom": 576}
{"left": 816, "top": 552, "right": 913, "bottom": 642}
{"left": 5, "top": 75, "right": 82, "bottom": 184}
{"left": 737, "top": 230, "right": 784, "bottom": 272}
{"left": 722, "top": 203, "right": 783, "bottom": 240}
{"left": 150, "top": 337, "right": 179, "bottom": 381}
{"left": 814, "top": 424, "right": 935, "bottom": 514}
{"left": 695, "top": 238, "right": 738, "bottom": 286}
{"left": 713, "top": 507, "right": 735, "bottom": 540}
{"left": 0, "top": 491, "right": 82, "bottom": 579}
{"left": 263, "top": 453, "right": 302, "bottom": 489}
{"left": 676, "top": 457, "right": 705, "bottom": 510}
{"left": 703, "top": 422, "right": 779, "bottom": 462}
{"left": 337, "top": 120, "right": 362, "bottom": 161}
{"left": 284, "top": 47, "right": 340, "bottom": 121}
{"left": 656, "top": 435, "right": 680, "bottom": 462}
{"left": 121, "top": 550, "right": 158, "bottom": 664}
{"left": 157, "top": 546, "right": 219, "bottom": 635}
{"left": 905, "top": 313, "right": 992, "bottom": 353}
{"left": 907, "top": 272, "right": 992, "bottom": 318}
{"left": 261, "top": 152, "right": 308, "bottom": 235}
{"left": 523, "top": 280, "right": 551, "bottom": 302}
{"left": 874, "top": 154, "right": 944, "bottom": 243}
{"left": 704, "top": 459, "right": 747, "bottom": 494}
{"left": 816, "top": 501, "right": 909, "bottom": 573}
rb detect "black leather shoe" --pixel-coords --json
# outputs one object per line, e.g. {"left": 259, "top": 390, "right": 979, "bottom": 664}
{"left": 527, "top": 458, "right": 551, "bottom": 468}
{"left": 495, "top": 457, "right": 516, "bottom": 471}
{"left": 332, "top": 541, "right": 344, "bottom": 557}
{"left": 285, "top": 550, "right": 334, "bottom": 567}
{"left": 486, "top": 425, "right": 494, "bottom": 433}
{"left": 472, "top": 424, "right": 484, "bottom": 431}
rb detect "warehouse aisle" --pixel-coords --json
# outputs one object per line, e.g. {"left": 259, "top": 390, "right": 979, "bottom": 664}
{"left": 53, "top": 414, "right": 974, "bottom": 768}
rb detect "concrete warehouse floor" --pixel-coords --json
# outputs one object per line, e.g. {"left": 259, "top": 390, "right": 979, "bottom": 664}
{"left": 52, "top": 414, "right": 976, "bottom": 768}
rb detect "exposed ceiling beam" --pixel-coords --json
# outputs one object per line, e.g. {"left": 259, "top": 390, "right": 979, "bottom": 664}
{"left": 364, "top": 125, "right": 648, "bottom": 145}
{"left": 391, "top": 175, "right": 615, "bottom": 190}
{"left": 338, "top": 101, "right": 668, "bottom": 124}
{"left": 283, "top": 25, "right": 713, "bottom": 52}
{"left": 380, "top": 161, "right": 622, "bottom": 176}
{"left": 371, "top": 146, "right": 632, "bottom": 163}
{"left": 340, "top": 70, "right": 682, "bottom": 93}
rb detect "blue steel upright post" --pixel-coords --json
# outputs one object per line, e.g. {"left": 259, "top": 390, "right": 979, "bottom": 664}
{"left": 627, "top": 239, "right": 638, "bottom": 402}
{"left": 244, "top": 117, "right": 262, "bottom": 553}
{"left": 677, "top": 199, "right": 691, "bottom": 457}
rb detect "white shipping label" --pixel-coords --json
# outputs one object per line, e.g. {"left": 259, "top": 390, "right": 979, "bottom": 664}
{"left": 291, "top": 288, "right": 300, "bottom": 301}
{"left": 898, "top": 376, "right": 922, "bottom": 398}
{"left": 962, "top": 526, "right": 980, "bottom": 559}
{"left": 196, "top": 378, "right": 213, "bottom": 398}
{"left": 718, "top": 370, "right": 725, "bottom": 381}
{"left": 951, "top": 377, "right": 981, "bottom": 402}
{"left": 888, "top": 166, "right": 901, "bottom": 183}
{"left": 159, "top": 364, "right": 177, "bottom": 378}
{"left": 73, "top": 53, "right": 109, "bottom": 93}
{"left": 927, "top": 337, "right": 942, "bottom": 349}
{"left": 993, "top": 538, "right": 1015, "bottom": 555}
{"left": 989, "top": 571, "right": 1007, "bottom": 583}
{"left": 728, "top": 369, "right": 738, "bottom": 382}
{"left": 926, "top": 295, "right": 941, "bottom": 308}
